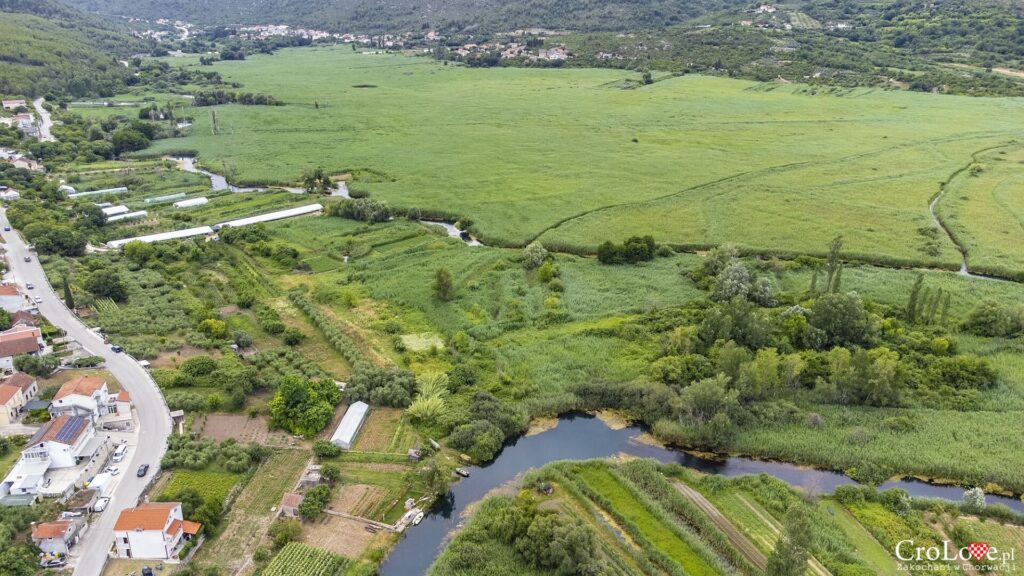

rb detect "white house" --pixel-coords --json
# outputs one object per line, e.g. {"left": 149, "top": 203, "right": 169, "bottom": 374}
{"left": 113, "top": 502, "right": 201, "bottom": 559}
{"left": 49, "top": 375, "right": 128, "bottom": 423}
{"left": 330, "top": 401, "right": 369, "bottom": 450}
{"left": 1, "top": 99, "right": 26, "bottom": 110}
{"left": 1, "top": 415, "right": 96, "bottom": 498}
{"left": 32, "top": 520, "right": 84, "bottom": 556}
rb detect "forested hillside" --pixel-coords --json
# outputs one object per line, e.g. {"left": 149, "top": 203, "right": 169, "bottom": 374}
{"left": 62, "top": 0, "right": 744, "bottom": 32}
{"left": 0, "top": 0, "right": 143, "bottom": 97}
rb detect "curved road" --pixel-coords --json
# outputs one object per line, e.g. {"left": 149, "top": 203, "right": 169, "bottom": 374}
{"left": 32, "top": 98, "right": 55, "bottom": 142}
{"left": 0, "top": 209, "right": 171, "bottom": 576}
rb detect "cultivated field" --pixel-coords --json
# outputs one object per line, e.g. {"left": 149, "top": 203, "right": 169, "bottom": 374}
{"left": 196, "top": 412, "right": 301, "bottom": 448}
{"left": 145, "top": 47, "right": 1024, "bottom": 270}
{"left": 195, "top": 449, "right": 311, "bottom": 573}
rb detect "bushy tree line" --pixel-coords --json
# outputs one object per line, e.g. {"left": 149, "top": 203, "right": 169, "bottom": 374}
{"left": 191, "top": 90, "right": 283, "bottom": 106}
{"left": 447, "top": 391, "right": 528, "bottom": 461}
{"left": 161, "top": 435, "right": 266, "bottom": 472}
{"left": 327, "top": 197, "right": 393, "bottom": 223}
{"left": 597, "top": 235, "right": 657, "bottom": 265}
{"left": 444, "top": 494, "right": 602, "bottom": 575}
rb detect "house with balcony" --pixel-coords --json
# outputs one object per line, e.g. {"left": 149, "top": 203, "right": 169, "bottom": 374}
{"left": 49, "top": 376, "right": 129, "bottom": 424}
{"left": 113, "top": 502, "right": 201, "bottom": 559}
{"left": 0, "top": 415, "right": 102, "bottom": 500}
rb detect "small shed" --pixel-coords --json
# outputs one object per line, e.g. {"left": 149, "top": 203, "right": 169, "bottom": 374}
{"left": 279, "top": 492, "right": 303, "bottom": 518}
{"left": 330, "top": 401, "right": 369, "bottom": 450}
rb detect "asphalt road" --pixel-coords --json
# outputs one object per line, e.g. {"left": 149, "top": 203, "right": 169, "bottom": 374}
{"left": 0, "top": 209, "right": 171, "bottom": 576}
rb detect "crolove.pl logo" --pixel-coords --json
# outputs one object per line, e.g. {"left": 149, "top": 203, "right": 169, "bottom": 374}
{"left": 896, "top": 540, "right": 1019, "bottom": 572}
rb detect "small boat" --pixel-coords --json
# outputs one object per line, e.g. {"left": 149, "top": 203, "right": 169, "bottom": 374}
{"left": 412, "top": 511, "right": 424, "bottom": 525}
{"left": 454, "top": 467, "right": 470, "bottom": 478}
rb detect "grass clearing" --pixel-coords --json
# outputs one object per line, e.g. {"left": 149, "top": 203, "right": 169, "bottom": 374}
{"left": 819, "top": 498, "right": 898, "bottom": 575}
{"left": 158, "top": 469, "right": 242, "bottom": 505}
{"left": 578, "top": 466, "right": 720, "bottom": 576}
{"left": 142, "top": 47, "right": 1024, "bottom": 271}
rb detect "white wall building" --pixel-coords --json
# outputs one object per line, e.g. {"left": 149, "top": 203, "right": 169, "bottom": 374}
{"left": 49, "top": 375, "right": 121, "bottom": 423}
{"left": 113, "top": 502, "right": 200, "bottom": 559}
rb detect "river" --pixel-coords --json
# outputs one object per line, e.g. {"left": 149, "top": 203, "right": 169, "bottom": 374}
{"left": 379, "top": 413, "right": 1022, "bottom": 576}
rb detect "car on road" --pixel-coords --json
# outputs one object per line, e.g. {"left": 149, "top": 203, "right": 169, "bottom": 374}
{"left": 137, "top": 463, "right": 150, "bottom": 477}
{"left": 104, "top": 466, "right": 120, "bottom": 476}
{"left": 23, "top": 256, "right": 30, "bottom": 262}
{"left": 111, "top": 345, "right": 124, "bottom": 353}
{"left": 34, "top": 296, "right": 42, "bottom": 304}
{"left": 2, "top": 226, "right": 9, "bottom": 231}
{"left": 25, "top": 283, "right": 33, "bottom": 289}
{"left": 93, "top": 497, "right": 110, "bottom": 512}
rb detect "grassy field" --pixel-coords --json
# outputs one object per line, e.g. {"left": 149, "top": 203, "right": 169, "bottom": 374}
{"left": 938, "top": 144, "right": 1024, "bottom": 277}
{"left": 158, "top": 469, "right": 242, "bottom": 505}
{"left": 819, "top": 498, "right": 899, "bottom": 575}
{"left": 578, "top": 466, "right": 720, "bottom": 576}
{"left": 139, "top": 46, "right": 1024, "bottom": 270}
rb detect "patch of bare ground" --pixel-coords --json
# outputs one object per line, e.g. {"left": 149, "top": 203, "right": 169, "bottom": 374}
{"left": 301, "top": 515, "right": 384, "bottom": 559}
{"left": 332, "top": 484, "right": 386, "bottom": 516}
{"left": 592, "top": 410, "right": 630, "bottom": 430}
{"left": 993, "top": 67, "right": 1024, "bottom": 79}
{"left": 525, "top": 417, "right": 558, "bottom": 437}
{"left": 151, "top": 345, "right": 222, "bottom": 369}
{"left": 351, "top": 408, "right": 404, "bottom": 451}
{"left": 196, "top": 413, "right": 305, "bottom": 448}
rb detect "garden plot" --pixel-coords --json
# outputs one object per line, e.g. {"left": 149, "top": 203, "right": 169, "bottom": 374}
{"left": 301, "top": 514, "right": 385, "bottom": 559}
{"left": 196, "top": 412, "right": 301, "bottom": 447}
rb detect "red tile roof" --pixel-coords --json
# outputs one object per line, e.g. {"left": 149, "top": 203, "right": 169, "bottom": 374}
{"left": 166, "top": 519, "right": 182, "bottom": 536}
{"left": 32, "top": 521, "right": 72, "bottom": 540}
{"left": 10, "top": 311, "right": 36, "bottom": 327}
{"left": 0, "top": 327, "right": 40, "bottom": 358}
{"left": 114, "top": 502, "right": 178, "bottom": 532}
{"left": 28, "top": 415, "right": 90, "bottom": 447}
{"left": 5, "top": 372, "right": 36, "bottom": 392}
{"left": 54, "top": 376, "right": 106, "bottom": 400}
{"left": 280, "top": 492, "right": 303, "bottom": 508}
{"left": 182, "top": 520, "right": 202, "bottom": 535}
{"left": 0, "top": 284, "right": 20, "bottom": 296}
{"left": 0, "top": 383, "right": 20, "bottom": 405}
{"left": 116, "top": 390, "right": 130, "bottom": 402}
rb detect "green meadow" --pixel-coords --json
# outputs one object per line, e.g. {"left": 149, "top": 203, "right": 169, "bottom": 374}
{"left": 143, "top": 46, "right": 1024, "bottom": 271}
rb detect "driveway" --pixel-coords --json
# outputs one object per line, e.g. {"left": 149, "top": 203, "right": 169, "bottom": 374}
{"left": 0, "top": 209, "right": 171, "bottom": 576}
{"left": 32, "top": 98, "right": 55, "bottom": 142}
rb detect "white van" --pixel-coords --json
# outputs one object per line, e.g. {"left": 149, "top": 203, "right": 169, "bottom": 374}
{"left": 112, "top": 443, "right": 128, "bottom": 463}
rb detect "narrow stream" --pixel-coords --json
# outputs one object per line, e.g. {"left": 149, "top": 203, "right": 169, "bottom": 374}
{"left": 419, "top": 220, "right": 483, "bottom": 246}
{"left": 167, "top": 155, "right": 347, "bottom": 196}
{"left": 379, "top": 414, "right": 1022, "bottom": 576}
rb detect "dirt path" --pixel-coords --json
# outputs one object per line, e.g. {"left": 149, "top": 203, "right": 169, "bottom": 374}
{"left": 932, "top": 523, "right": 975, "bottom": 574}
{"left": 673, "top": 481, "right": 767, "bottom": 571}
{"left": 735, "top": 494, "right": 833, "bottom": 576}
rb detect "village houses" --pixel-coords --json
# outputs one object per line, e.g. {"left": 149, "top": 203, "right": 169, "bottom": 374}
{"left": 0, "top": 324, "right": 45, "bottom": 373}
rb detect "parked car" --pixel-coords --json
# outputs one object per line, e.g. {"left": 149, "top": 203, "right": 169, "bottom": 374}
{"left": 93, "top": 497, "right": 110, "bottom": 512}
{"left": 111, "top": 345, "right": 124, "bottom": 353}
{"left": 33, "top": 296, "right": 42, "bottom": 304}
{"left": 40, "top": 557, "right": 67, "bottom": 568}
{"left": 137, "top": 463, "right": 150, "bottom": 477}
{"left": 60, "top": 510, "right": 83, "bottom": 519}
{"left": 23, "top": 256, "right": 30, "bottom": 262}
{"left": 25, "top": 283, "right": 33, "bottom": 289}
{"left": 2, "top": 226, "right": 9, "bottom": 231}
{"left": 104, "top": 466, "right": 120, "bottom": 476}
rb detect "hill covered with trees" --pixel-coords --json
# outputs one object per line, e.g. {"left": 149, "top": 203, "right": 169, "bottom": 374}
{"left": 0, "top": 0, "right": 144, "bottom": 97}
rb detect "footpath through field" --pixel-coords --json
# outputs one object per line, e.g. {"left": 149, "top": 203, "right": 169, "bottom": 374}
{"left": 672, "top": 481, "right": 768, "bottom": 571}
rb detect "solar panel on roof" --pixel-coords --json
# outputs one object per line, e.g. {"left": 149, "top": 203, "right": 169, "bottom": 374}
{"left": 55, "top": 416, "right": 86, "bottom": 443}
